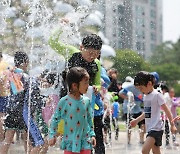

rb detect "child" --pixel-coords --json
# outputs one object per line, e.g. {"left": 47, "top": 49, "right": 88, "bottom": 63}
{"left": 49, "top": 19, "right": 104, "bottom": 154}
{"left": 0, "top": 51, "right": 43, "bottom": 154}
{"left": 103, "top": 107, "right": 111, "bottom": 146}
{"left": 36, "top": 70, "right": 60, "bottom": 153}
{"left": 39, "top": 70, "right": 60, "bottom": 125}
{"left": 169, "top": 88, "right": 180, "bottom": 145}
{"left": 119, "top": 78, "right": 145, "bottom": 144}
{"left": 130, "top": 71, "right": 177, "bottom": 154}
{"left": 49, "top": 19, "right": 102, "bottom": 89}
{"left": 49, "top": 67, "right": 96, "bottom": 154}
{"left": 111, "top": 95, "right": 120, "bottom": 140}
{"left": 0, "top": 52, "right": 11, "bottom": 142}
{"left": 169, "top": 88, "right": 180, "bottom": 119}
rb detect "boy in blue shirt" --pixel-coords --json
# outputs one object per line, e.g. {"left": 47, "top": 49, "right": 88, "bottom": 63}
{"left": 112, "top": 95, "right": 120, "bottom": 140}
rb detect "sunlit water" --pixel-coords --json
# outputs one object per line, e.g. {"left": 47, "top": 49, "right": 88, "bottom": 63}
{"left": 1, "top": 0, "right": 180, "bottom": 154}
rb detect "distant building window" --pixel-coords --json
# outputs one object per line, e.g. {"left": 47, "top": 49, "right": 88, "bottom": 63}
{"left": 113, "top": 33, "right": 116, "bottom": 37}
{"left": 136, "top": 18, "right": 145, "bottom": 28}
{"left": 113, "top": 28, "right": 116, "bottom": 37}
{"left": 142, "top": 42, "right": 145, "bottom": 51}
{"left": 150, "top": 10, "right": 156, "bottom": 18}
{"left": 151, "top": 33, "right": 156, "bottom": 41}
{"left": 118, "top": 17, "right": 124, "bottom": 24}
{"left": 118, "top": 5, "right": 124, "bottom": 14}
{"left": 136, "top": 42, "right": 141, "bottom": 50}
{"left": 150, "top": 0, "right": 156, "bottom": 7}
{"left": 113, "top": 17, "right": 116, "bottom": 24}
{"left": 136, "top": 42, "right": 145, "bottom": 51}
{"left": 151, "top": 43, "right": 156, "bottom": 51}
{"left": 150, "top": 21, "right": 156, "bottom": 29}
{"left": 118, "top": 41, "right": 123, "bottom": 48}
{"left": 136, "top": 30, "right": 145, "bottom": 39}
{"left": 113, "top": 6, "right": 116, "bottom": 12}
{"left": 135, "top": 6, "right": 145, "bottom": 16}
{"left": 118, "top": 30, "right": 125, "bottom": 38}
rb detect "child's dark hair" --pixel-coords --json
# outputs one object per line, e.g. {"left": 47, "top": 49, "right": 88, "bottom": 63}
{"left": 66, "top": 67, "right": 89, "bottom": 90}
{"left": 134, "top": 71, "right": 155, "bottom": 86}
{"left": 160, "top": 83, "right": 169, "bottom": 92}
{"left": 14, "top": 51, "right": 29, "bottom": 67}
{"left": 82, "top": 34, "right": 102, "bottom": 50}
{"left": 40, "top": 69, "right": 59, "bottom": 86}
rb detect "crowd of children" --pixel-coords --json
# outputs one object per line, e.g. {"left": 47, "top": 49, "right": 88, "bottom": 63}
{"left": 0, "top": 22, "right": 180, "bottom": 154}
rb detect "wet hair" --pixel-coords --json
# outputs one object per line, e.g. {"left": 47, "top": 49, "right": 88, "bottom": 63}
{"left": 160, "top": 83, "right": 169, "bottom": 92}
{"left": 82, "top": 34, "right": 102, "bottom": 50}
{"left": 134, "top": 71, "right": 155, "bottom": 86}
{"left": 108, "top": 68, "right": 118, "bottom": 75}
{"left": 117, "top": 81, "right": 122, "bottom": 85}
{"left": 14, "top": 51, "right": 29, "bottom": 67}
{"left": 66, "top": 67, "right": 89, "bottom": 91}
{"left": 40, "top": 69, "right": 49, "bottom": 78}
{"left": 40, "top": 69, "right": 59, "bottom": 86}
{"left": 46, "top": 73, "right": 57, "bottom": 85}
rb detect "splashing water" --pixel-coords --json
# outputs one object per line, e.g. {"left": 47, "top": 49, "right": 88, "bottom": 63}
{"left": 1, "top": 0, "right": 180, "bottom": 154}
{"left": 0, "top": 0, "right": 11, "bottom": 33}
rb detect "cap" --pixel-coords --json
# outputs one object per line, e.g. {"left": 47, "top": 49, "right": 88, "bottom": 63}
{"left": 150, "top": 72, "right": 159, "bottom": 85}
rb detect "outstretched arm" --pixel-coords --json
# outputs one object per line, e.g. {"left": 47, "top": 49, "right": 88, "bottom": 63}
{"left": 161, "top": 103, "right": 177, "bottom": 134}
{"left": 130, "top": 112, "right": 145, "bottom": 127}
{"left": 172, "top": 116, "right": 180, "bottom": 122}
{"left": 48, "top": 28, "right": 79, "bottom": 57}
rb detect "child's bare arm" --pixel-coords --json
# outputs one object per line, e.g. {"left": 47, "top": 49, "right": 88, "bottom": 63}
{"left": 172, "top": 116, "right": 180, "bottom": 122}
{"left": 136, "top": 112, "right": 145, "bottom": 122}
{"left": 131, "top": 112, "right": 145, "bottom": 127}
{"left": 161, "top": 104, "right": 173, "bottom": 125}
{"left": 161, "top": 104, "right": 177, "bottom": 133}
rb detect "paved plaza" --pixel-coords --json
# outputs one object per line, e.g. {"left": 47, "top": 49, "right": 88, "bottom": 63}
{"left": 9, "top": 129, "right": 180, "bottom": 154}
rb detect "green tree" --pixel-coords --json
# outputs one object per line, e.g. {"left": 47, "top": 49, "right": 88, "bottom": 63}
{"left": 149, "top": 38, "right": 180, "bottom": 95}
{"left": 112, "top": 50, "right": 150, "bottom": 81}
{"left": 150, "top": 41, "right": 174, "bottom": 65}
{"left": 149, "top": 39, "right": 180, "bottom": 82}
{"left": 150, "top": 63, "right": 180, "bottom": 82}
{"left": 171, "top": 38, "right": 180, "bottom": 65}
{"left": 150, "top": 39, "right": 180, "bottom": 66}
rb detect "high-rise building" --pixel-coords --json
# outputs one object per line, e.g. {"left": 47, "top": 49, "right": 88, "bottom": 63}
{"left": 95, "top": 0, "right": 163, "bottom": 59}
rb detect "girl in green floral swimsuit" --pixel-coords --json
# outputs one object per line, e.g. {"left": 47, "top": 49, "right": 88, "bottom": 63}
{"left": 49, "top": 67, "right": 96, "bottom": 154}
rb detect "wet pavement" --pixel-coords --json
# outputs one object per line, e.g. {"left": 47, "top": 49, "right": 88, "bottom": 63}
{"left": 9, "top": 129, "right": 180, "bottom": 154}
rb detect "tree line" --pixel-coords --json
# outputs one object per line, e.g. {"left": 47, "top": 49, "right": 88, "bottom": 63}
{"left": 112, "top": 38, "right": 180, "bottom": 95}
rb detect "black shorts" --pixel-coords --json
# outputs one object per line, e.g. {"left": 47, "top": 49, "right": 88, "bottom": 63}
{"left": 4, "top": 111, "right": 26, "bottom": 130}
{"left": 147, "top": 130, "right": 164, "bottom": 146}
{"left": 104, "top": 116, "right": 111, "bottom": 131}
{"left": 124, "top": 112, "right": 145, "bottom": 128}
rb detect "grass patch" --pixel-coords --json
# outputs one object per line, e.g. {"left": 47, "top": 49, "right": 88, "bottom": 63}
{"left": 177, "top": 107, "right": 180, "bottom": 115}
{"left": 119, "top": 122, "right": 126, "bottom": 131}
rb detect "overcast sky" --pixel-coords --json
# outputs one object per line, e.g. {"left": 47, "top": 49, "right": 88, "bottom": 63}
{"left": 163, "top": 0, "right": 180, "bottom": 42}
